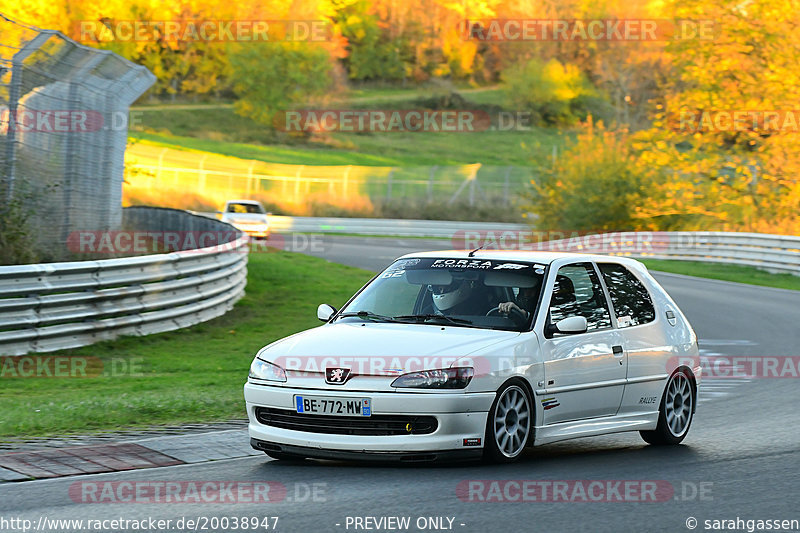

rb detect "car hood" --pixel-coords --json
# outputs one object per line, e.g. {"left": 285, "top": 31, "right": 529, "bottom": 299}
{"left": 257, "top": 322, "right": 519, "bottom": 389}
{"left": 223, "top": 213, "right": 268, "bottom": 223}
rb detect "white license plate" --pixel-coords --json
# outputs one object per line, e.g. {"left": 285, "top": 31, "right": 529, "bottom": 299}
{"left": 294, "top": 395, "right": 371, "bottom": 417}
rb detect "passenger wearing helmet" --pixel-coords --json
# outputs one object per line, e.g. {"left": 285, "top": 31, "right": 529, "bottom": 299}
{"left": 497, "top": 281, "right": 542, "bottom": 320}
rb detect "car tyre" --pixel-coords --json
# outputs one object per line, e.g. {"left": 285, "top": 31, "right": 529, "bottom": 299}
{"left": 483, "top": 381, "right": 532, "bottom": 463}
{"left": 640, "top": 369, "right": 695, "bottom": 445}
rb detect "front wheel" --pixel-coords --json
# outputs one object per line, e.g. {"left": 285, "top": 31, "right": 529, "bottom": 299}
{"left": 483, "top": 382, "right": 532, "bottom": 463}
{"left": 640, "top": 369, "right": 695, "bottom": 445}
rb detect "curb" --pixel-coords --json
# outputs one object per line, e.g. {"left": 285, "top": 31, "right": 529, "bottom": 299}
{"left": 0, "top": 429, "right": 260, "bottom": 483}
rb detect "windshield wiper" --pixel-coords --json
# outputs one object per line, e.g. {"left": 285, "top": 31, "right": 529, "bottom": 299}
{"left": 337, "top": 311, "right": 400, "bottom": 323}
{"left": 393, "top": 314, "right": 474, "bottom": 326}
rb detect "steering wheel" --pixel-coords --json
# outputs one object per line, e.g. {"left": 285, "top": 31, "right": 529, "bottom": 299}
{"left": 486, "top": 306, "right": 528, "bottom": 327}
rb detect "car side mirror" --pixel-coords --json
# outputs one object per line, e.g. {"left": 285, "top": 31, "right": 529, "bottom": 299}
{"left": 317, "top": 303, "right": 336, "bottom": 322}
{"left": 547, "top": 316, "right": 588, "bottom": 335}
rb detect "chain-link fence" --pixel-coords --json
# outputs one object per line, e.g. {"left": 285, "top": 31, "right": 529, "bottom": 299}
{"left": 124, "top": 141, "right": 538, "bottom": 215}
{"left": 1, "top": 13, "right": 155, "bottom": 261}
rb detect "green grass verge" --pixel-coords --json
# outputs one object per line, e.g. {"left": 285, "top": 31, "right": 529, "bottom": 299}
{"left": 0, "top": 252, "right": 373, "bottom": 438}
{"left": 130, "top": 85, "right": 565, "bottom": 167}
{"left": 641, "top": 259, "right": 800, "bottom": 291}
{"left": 131, "top": 126, "right": 562, "bottom": 167}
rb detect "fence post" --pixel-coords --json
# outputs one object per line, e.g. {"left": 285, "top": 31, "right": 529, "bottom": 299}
{"left": 2, "top": 32, "right": 50, "bottom": 204}
{"left": 469, "top": 177, "right": 476, "bottom": 206}
{"left": 503, "top": 166, "right": 512, "bottom": 205}
{"left": 343, "top": 165, "right": 351, "bottom": 197}
{"left": 386, "top": 168, "right": 394, "bottom": 201}
{"left": 246, "top": 161, "right": 255, "bottom": 197}
{"left": 428, "top": 165, "right": 437, "bottom": 202}
{"left": 198, "top": 154, "right": 208, "bottom": 195}
{"left": 294, "top": 165, "right": 304, "bottom": 202}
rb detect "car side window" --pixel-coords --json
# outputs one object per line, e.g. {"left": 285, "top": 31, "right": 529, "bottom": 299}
{"left": 549, "top": 263, "right": 612, "bottom": 331}
{"left": 598, "top": 263, "right": 656, "bottom": 328}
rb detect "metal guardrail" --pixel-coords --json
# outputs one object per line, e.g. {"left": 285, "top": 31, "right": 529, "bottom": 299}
{"left": 4, "top": 212, "right": 794, "bottom": 356}
{"left": 263, "top": 216, "right": 800, "bottom": 275}
{"left": 623, "top": 231, "right": 800, "bottom": 275}
{"left": 265, "top": 215, "right": 523, "bottom": 238}
{"left": 0, "top": 209, "right": 249, "bottom": 356}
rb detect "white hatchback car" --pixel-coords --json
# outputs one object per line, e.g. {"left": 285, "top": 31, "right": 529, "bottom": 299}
{"left": 245, "top": 251, "right": 700, "bottom": 463}
{"left": 219, "top": 200, "right": 270, "bottom": 239}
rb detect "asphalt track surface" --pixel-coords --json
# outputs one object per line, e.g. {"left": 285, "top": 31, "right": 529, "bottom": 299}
{"left": 2, "top": 236, "right": 799, "bottom": 533}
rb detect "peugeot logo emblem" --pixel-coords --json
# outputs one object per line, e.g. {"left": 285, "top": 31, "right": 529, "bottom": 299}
{"left": 325, "top": 367, "right": 351, "bottom": 385}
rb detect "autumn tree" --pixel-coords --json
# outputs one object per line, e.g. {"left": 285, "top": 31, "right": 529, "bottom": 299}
{"left": 228, "top": 41, "right": 332, "bottom": 126}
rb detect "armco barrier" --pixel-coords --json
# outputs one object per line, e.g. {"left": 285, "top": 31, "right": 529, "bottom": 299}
{"left": 0, "top": 208, "right": 249, "bottom": 356}
{"left": 259, "top": 215, "right": 524, "bottom": 238}
{"left": 537, "top": 231, "right": 800, "bottom": 275}
{"left": 262, "top": 216, "right": 799, "bottom": 275}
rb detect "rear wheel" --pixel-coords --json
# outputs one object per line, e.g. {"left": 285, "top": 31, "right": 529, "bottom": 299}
{"left": 640, "top": 370, "right": 695, "bottom": 445}
{"left": 483, "top": 382, "right": 532, "bottom": 463}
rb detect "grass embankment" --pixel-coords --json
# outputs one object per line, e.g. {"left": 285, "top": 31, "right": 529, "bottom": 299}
{"left": 129, "top": 86, "right": 565, "bottom": 167}
{"left": 0, "top": 252, "right": 373, "bottom": 438}
{"left": 130, "top": 115, "right": 563, "bottom": 167}
{"left": 641, "top": 259, "right": 800, "bottom": 291}
{"left": 124, "top": 87, "right": 565, "bottom": 219}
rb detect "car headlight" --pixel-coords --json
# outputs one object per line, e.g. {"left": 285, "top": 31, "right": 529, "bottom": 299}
{"left": 390, "top": 367, "right": 473, "bottom": 389}
{"left": 249, "top": 358, "right": 286, "bottom": 383}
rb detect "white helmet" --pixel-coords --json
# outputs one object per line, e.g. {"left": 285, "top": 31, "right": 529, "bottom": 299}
{"left": 431, "top": 281, "right": 469, "bottom": 311}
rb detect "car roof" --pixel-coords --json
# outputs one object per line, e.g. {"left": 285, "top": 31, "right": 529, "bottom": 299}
{"left": 225, "top": 199, "right": 262, "bottom": 205}
{"left": 396, "top": 249, "right": 646, "bottom": 268}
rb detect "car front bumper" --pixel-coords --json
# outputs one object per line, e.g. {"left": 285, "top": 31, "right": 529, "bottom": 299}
{"left": 244, "top": 382, "right": 494, "bottom": 457}
{"left": 232, "top": 224, "right": 269, "bottom": 238}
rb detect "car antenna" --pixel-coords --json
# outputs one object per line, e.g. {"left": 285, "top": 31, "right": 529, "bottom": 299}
{"left": 468, "top": 238, "right": 494, "bottom": 257}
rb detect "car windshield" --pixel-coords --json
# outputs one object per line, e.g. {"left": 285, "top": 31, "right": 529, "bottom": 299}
{"left": 338, "top": 257, "right": 547, "bottom": 331}
{"left": 227, "top": 203, "right": 265, "bottom": 214}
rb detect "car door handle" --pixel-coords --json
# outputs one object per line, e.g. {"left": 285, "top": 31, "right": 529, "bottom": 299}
{"left": 612, "top": 345, "right": 624, "bottom": 356}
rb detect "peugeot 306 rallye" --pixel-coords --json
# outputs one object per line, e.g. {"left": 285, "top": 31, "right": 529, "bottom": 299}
{"left": 245, "top": 251, "right": 700, "bottom": 463}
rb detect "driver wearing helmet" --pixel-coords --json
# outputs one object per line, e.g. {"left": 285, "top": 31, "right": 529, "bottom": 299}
{"left": 431, "top": 279, "right": 488, "bottom": 315}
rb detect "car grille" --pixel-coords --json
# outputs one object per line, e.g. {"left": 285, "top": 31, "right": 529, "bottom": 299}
{"left": 254, "top": 407, "right": 438, "bottom": 436}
